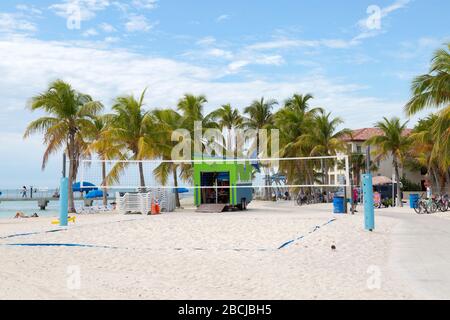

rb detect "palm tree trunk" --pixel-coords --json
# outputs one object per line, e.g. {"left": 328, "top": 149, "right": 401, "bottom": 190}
{"left": 67, "top": 135, "right": 76, "bottom": 213}
{"left": 431, "top": 167, "right": 441, "bottom": 194}
{"left": 138, "top": 161, "right": 146, "bottom": 192}
{"left": 173, "top": 166, "right": 181, "bottom": 208}
{"left": 446, "top": 170, "right": 450, "bottom": 194}
{"left": 438, "top": 169, "right": 446, "bottom": 193}
{"left": 394, "top": 159, "right": 402, "bottom": 207}
{"left": 102, "top": 161, "right": 107, "bottom": 206}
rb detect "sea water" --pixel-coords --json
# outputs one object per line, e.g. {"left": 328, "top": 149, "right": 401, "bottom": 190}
{"left": 0, "top": 200, "right": 96, "bottom": 219}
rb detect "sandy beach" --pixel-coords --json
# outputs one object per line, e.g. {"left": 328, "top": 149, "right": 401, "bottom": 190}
{"left": 3, "top": 200, "right": 444, "bottom": 300}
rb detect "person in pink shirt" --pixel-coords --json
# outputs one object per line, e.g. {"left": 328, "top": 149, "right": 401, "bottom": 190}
{"left": 352, "top": 188, "right": 359, "bottom": 213}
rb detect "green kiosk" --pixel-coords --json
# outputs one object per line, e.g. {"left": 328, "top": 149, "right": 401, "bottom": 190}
{"left": 193, "top": 156, "right": 254, "bottom": 212}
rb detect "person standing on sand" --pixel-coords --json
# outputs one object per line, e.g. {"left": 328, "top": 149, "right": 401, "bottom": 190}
{"left": 21, "top": 186, "right": 27, "bottom": 198}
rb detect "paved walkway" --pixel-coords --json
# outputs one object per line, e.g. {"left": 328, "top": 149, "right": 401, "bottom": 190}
{"left": 380, "top": 208, "right": 450, "bottom": 299}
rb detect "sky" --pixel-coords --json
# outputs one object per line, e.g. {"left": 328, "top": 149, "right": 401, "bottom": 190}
{"left": 0, "top": 0, "right": 449, "bottom": 188}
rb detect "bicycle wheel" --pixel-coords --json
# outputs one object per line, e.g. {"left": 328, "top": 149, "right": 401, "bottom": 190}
{"left": 413, "top": 201, "right": 422, "bottom": 214}
{"left": 430, "top": 202, "right": 438, "bottom": 213}
{"left": 420, "top": 201, "right": 429, "bottom": 214}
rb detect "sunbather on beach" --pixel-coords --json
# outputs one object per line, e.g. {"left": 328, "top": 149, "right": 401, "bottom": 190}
{"left": 14, "top": 211, "right": 29, "bottom": 218}
{"left": 13, "top": 212, "right": 39, "bottom": 219}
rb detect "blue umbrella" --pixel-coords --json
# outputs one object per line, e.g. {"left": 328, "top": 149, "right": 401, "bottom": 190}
{"left": 72, "top": 181, "right": 98, "bottom": 193}
{"left": 176, "top": 188, "right": 190, "bottom": 193}
{"left": 85, "top": 189, "right": 106, "bottom": 199}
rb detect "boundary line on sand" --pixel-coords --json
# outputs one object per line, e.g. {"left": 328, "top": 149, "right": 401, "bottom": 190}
{"left": 277, "top": 218, "right": 337, "bottom": 250}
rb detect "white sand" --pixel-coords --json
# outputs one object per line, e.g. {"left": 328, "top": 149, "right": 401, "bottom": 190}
{"left": 0, "top": 201, "right": 417, "bottom": 299}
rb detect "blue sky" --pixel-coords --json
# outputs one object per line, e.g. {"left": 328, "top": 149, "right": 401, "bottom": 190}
{"left": 0, "top": 0, "right": 449, "bottom": 188}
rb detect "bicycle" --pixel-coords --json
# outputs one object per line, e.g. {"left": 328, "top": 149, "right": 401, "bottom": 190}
{"left": 436, "top": 194, "right": 449, "bottom": 212}
{"left": 414, "top": 194, "right": 437, "bottom": 214}
{"left": 296, "top": 192, "right": 308, "bottom": 206}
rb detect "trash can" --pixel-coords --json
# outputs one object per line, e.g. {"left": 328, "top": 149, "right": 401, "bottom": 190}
{"left": 409, "top": 194, "right": 419, "bottom": 209}
{"left": 333, "top": 196, "right": 345, "bottom": 214}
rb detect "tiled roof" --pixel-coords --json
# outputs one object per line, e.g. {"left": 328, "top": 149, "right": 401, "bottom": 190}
{"left": 342, "top": 128, "right": 412, "bottom": 142}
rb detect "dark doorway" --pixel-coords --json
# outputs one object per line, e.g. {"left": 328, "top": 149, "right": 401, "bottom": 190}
{"left": 200, "top": 172, "right": 230, "bottom": 204}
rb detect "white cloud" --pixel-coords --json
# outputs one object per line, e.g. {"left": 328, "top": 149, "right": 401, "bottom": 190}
{"left": 355, "top": 0, "right": 411, "bottom": 40}
{"left": 216, "top": 14, "right": 229, "bottom": 23}
{"left": 255, "top": 55, "right": 284, "bottom": 66}
{"left": 0, "top": 36, "right": 409, "bottom": 119}
{"left": 0, "top": 12, "right": 37, "bottom": 33}
{"left": 246, "top": 38, "right": 357, "bottom": 51}
{"left": 247, "top": 39, "right": 315, "bottom": 50}
{"left": 50, "top": 0, "right": 111, "bottom": 21}
{"left": 16, "top": 4, "right": 43, "bottom": 15}
{"left": 227, "top": 60, "right": 250, "bottom": 72}
{"left": 205, "top": 48, "right": 234, "bottom": 59}
{"left": 125, "top": 14, "right": 155, "bottom": 32}
{"left": 196, "top": 36, "right": 216, "bottom": 46}
{"left": 104, "top": 36, "right": 120, "bottom": 43}
{"left": 132, "top": 0, "right": 158, "bottom": 10}
{"left": 226, "top": 55, "right": 284, "bottom": 73}
{"left": 245, "top": 0, "right": 411, "bottom": 53}
{"left": 82, "top": 28, "right": 98, "bottom": 37}
{"left": 0, "top": 36, "right": 415, "bottom": 187}
{"left": 99, "top": 22, "right": 116, "bottom": 33}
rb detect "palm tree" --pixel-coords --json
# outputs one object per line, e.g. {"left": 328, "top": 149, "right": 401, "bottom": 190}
{"left": 87, "top": 115, "right": 124, "bottom": 206}
{"left": 151, "top": 109, "right": 185, "bottom": 208}
{"left": 405, "top": 42, "right": 449, "bottom": 116}
{"left": 244, "top": 97, "right": 277, "bottom": 200}
{"left": 274, "top": 93, "right": 322, "bottom": 186}
{"left": 209, "top": 104, "right": 243, "bottom": 155}
{"left": 210, "top": 104, "right": 243, "bottom": 130}
{"left": 106, "top": 89, "right": 155, "bottom": 190}
{"left": 177, "top": 94, "right": 217, "bottom": 156}
{"left": 405, "top": 42, "right": 450, "bottom": 185}
{"left": 432, "top": 107, "right": 450, "bottom": 173}
{"left": 365, "top": 117, "right": 411, "bottom": 207}
{"left": 409, "top": 114, "right": 449, "bottom": 193}
{"left": 24, "top": 80, "right": 103, "bottom": 213}
{"left": 300, "top": 110, "right": 350, "bottom": 185}
{"left": 177, "top": 94, "right": 215, "bottom": 130}
{"left": 348, "top": 153, "right": 378, "bottom": 186}
{"left": 244, "top": 97, "right": 277, "bottom": 155}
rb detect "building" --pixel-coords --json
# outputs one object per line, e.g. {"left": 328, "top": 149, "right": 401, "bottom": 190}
{"left": 329, "top": 128, "right": 424, "bottom": 188}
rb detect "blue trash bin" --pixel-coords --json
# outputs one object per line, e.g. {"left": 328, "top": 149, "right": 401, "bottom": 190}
{"left": 409, "top": 194, "right": 419, "bottom": 209}
{"left": 333, "top": 196, "right": 345, "bottom": 214}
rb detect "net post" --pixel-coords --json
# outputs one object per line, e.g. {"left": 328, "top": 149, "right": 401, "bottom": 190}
{"left": 345, "top": 155, "right": 350, "bottom": 214}
{"left": 362, "top": 173, "right": 375, "bottom": 231}
{"left": 59, "top": 177, "right": 68, "bottom": 227}
{"left": 344, "top": 155, "right": 350, "bottom": 188}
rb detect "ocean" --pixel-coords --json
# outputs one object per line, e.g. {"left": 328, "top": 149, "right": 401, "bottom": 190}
{"left": 0, "top": 200, "right": 102, "bottom": 219}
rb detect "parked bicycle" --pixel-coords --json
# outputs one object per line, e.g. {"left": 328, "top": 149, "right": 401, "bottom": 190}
{"left": 295, "top": 190, "right": 326, "bottom": 206}
{"left": 436, "top": 194, "right": 449, "bottom": 212}
{"left": 414, "top": 193, "right": 438, "bottom": 214}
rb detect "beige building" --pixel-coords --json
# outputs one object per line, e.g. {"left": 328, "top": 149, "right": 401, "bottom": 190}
{"left": 329, "top": 128, "right": 424, "bottom": 188}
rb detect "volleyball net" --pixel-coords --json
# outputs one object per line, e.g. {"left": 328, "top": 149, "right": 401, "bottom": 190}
{"left": 78, "top": 155, "right": 350, "bottom": 191}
